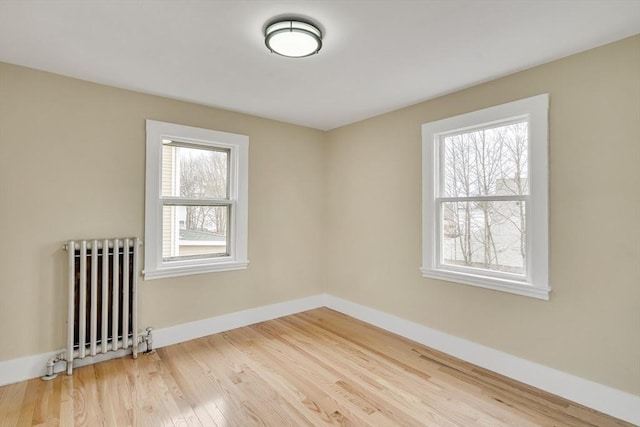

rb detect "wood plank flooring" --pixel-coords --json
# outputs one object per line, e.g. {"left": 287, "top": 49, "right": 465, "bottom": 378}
{"left": 0, "top": 308, "right": 632, "bottom": 426}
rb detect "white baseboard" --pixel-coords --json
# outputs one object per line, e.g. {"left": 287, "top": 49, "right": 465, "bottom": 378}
{"left": 0, "top": 350, "right": 62, "bottom": 386}
{"left": 1, "top": 293, "right": 637, "bottom": 425}
{"left": 0, "top": 346, "right": 137, "bottom": 386}
{"left": 152, "top": 294, "right": 326, "bottom": 348}
{"left": 0, "top": 294, "right": 327, "bottom": 387}
{"left": 324, "top": 295, "right": 640, "bottom": 426}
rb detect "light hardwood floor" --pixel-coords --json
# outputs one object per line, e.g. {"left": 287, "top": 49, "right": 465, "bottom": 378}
{"left": 0, "top": 308, "right": 632, "bottom": 426}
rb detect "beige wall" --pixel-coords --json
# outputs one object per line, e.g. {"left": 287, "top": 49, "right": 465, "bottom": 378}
{"left": 0, "top": 62, "right": 326, "bottom": 361}
{"left": 1, "top": 35, "right": 638, "bottom": 397}
{"left": 325, "top": 35, "right": 640, "bottom": 395}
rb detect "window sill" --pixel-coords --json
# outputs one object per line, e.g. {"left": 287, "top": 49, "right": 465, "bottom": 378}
{"left": 420, "top": 267, "right": 550, "bottom": 300}
{"left": 144, "top": 260, "right": 249, "bottom": 280}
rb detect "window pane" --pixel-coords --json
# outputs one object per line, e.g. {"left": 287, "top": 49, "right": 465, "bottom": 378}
{"left": 162, "top": 205, "right": 229, "bottom": 260}
{"left": 162, "top": 142, "right": 229, "bottom": 199}
{"left": 441, "top": 201, "right": 526, "bottom": 275}
{"left": 442, "top": 121, "right": 528, "bottom": 197}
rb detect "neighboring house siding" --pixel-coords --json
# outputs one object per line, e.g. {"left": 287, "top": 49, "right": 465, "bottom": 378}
{"left": 178, "top": 245, "right": 227, "bottom": 257}
{"left": 162, "top": 144, "right": 175, "bottom": 258}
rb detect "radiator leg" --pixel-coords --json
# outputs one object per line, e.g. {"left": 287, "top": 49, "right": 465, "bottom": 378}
{"left": 66, "top": 360, "right": 73, "bottom": 376}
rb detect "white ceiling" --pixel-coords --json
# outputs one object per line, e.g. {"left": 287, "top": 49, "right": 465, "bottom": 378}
{"left": 1, "top": 1, "right": 639, "bottom": 130}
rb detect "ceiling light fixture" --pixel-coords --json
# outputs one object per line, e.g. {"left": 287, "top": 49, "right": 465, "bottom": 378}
{"left": 264, "top": 18, "right": 322, "bottom": 58}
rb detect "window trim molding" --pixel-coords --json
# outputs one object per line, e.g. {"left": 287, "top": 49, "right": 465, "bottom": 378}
{"left": 421, "top": 94, "right": 550, "bottom": 300}
{"left": 144, "top": 120, "right": 249, "bottom": 280}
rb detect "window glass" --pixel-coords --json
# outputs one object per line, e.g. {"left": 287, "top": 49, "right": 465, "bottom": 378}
{"left": 162, "top": 205, "right": 229, "bottom": 260}
{"left": 442, "top": 121, "right": 529, "bottom": 198}
{"left": 161, "top": 142, "right": 229, "bottom": 199}
{"left": 441, "top": 201, "right": 526, "bottom": 275}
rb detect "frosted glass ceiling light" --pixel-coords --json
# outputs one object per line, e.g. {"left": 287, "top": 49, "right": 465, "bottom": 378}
{"left": 265, "top": 18, "right": 322, "bottom": 58}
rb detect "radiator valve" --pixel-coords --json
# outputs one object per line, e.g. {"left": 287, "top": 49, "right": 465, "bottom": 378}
{"left": 41, "top": 353, "right": 65, "bottom": 381}
{"left": 142, "top": 327, "right": 155, "bottom": 354}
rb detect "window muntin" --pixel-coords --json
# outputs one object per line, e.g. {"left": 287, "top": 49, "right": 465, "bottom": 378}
{"left": 422, "top": 94, "right": 549, "bottom": 300}
{"left": 145, "top": 120, "right": 248, "bottom": 279}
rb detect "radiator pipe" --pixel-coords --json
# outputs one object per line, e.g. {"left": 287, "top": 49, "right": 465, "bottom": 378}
{"left": 41, "top": 334, "right": 149, "bottom": 381}
{"left": 66, "top": 240, "right": 75, "bottom": 375}
{"left": 42, "top": 353, "right": 65, "bottom": 381}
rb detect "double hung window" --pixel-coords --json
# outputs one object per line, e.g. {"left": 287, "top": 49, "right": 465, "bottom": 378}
{"left": 144, "top": 120, "right": 248, "bottom": 279}
{"left": 421, "top": 95, "right": 550, "bottom": 299}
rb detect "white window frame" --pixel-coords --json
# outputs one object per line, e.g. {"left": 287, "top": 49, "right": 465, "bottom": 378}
{"left": 421, "top": 94, "right": 550, "bottom": 300}
{"left": 144, "top": 120, "right": 249, "bottom": 279}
